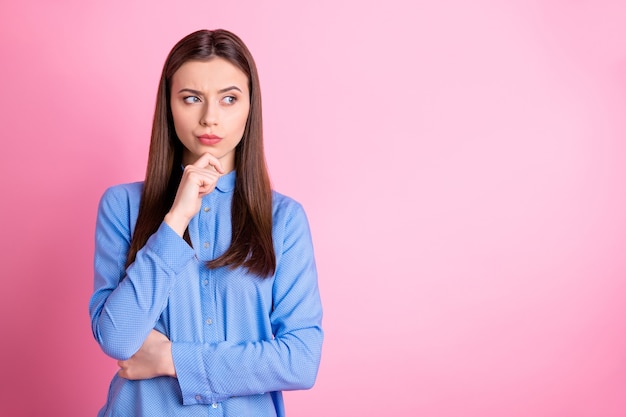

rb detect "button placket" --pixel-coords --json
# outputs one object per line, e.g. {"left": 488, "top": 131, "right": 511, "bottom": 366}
{"left": 199, "top": 194, "right": 219, "bottom": 345}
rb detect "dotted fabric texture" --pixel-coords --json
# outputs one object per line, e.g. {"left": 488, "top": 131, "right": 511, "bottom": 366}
{"left": 89, "top": 171, "right": 323, "bottom": 417}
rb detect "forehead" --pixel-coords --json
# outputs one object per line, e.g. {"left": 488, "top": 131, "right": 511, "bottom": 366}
{"left": 171, "top": 57, "right": 249, "bottom": 91}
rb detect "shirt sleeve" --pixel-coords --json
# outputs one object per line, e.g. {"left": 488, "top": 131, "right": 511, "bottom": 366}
{"left": 171, "top": 202, "right": 324, "bottom": 405}
{"left": 89, "top": 185, "right": 196, "bottom": 360}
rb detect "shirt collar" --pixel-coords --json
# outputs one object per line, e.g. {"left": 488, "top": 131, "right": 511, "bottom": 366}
{"left": 215, "top": 170, "right": 236, "bottom": 193}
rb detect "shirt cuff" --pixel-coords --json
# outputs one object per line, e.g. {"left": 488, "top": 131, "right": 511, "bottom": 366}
{"left": 144, "top": 222, "right": 196, "bottom": 275}
{"left": 172, "top": 341, "right": 221, "bottom": 405}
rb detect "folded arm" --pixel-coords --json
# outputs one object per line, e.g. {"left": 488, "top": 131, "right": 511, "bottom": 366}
{"left": 89, "top": 186, "right": 195, "bottom": 360}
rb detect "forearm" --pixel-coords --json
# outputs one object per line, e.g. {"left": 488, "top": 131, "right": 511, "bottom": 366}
{"left": 172, "top": 327, "right": 323, "bottom": 405}
{"left": 90, "top": 222, "right": 195, "bottom": 359}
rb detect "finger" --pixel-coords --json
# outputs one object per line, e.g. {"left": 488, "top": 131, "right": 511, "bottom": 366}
{"left": 188, "top": 170, "right": 220, "bottom": 191}
{"left": 190, "top": 152, "right": 213, "bottom": 168}
{"left": 210, "top": 158, "right": 225, "bottom": 174}
{"left": 192, "top": 152, "right": 225, "bottom": 174}
{"left": 182, "top": 167, "right": 219, "bottom": 190}
{"left": 117, "top": 361, "right": 127, "bottom": 378}
{"left": 118, "top": 368, "right": 132, "bottom": 380}
{"left": 198, "top": 179, "right": 218, "bottom": 195}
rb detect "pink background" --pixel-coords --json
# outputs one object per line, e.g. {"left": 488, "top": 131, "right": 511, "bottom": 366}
{"left": 1, "top": 1, "right": 625, "bottom": 416}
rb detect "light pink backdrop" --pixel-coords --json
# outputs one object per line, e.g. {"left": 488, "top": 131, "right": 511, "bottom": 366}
{"left": 1, "top": 1, "right": 625, "bottom": 416}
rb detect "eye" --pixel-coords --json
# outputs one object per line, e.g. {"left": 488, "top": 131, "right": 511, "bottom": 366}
{"left": 221, "top": 96, "right": 237, "bottom": 105}
{"left": 183, "top": 96, "right": 201, "bottom": 104}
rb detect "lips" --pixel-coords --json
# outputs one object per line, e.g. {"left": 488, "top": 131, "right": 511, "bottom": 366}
{"left": 198, "top": 134, "right": 222, "bottom": 146}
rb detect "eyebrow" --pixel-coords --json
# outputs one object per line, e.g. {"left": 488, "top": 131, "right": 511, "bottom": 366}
{"left": 177, "top": 86, "right": 243, "bottom": 95}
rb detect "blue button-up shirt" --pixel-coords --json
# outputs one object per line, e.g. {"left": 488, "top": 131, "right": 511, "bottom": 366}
{"left": 89, "top": 171, "right": 323, "bottom": 416}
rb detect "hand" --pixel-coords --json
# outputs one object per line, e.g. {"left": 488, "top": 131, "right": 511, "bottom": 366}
{"left": 165, "top": 153, "right": 225, "bottom": 236}
{"left": 117, "top": 330, "right": 176, "bottom": 380}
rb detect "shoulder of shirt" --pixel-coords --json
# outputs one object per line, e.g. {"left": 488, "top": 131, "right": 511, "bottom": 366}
{"left": 271, "top": 189, "right": 309, "bottom": 219}
{"left": 100, "top": 181, "right": 144, "bottom": 204}
{"left": 272, "top": 189, "right": 301, "bottom": 208}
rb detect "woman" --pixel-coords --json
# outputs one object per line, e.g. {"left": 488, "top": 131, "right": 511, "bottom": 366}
{"left": 89, "top": 29, "right": 323, "bottom": 416}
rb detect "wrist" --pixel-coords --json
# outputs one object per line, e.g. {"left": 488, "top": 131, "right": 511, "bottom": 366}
{"left": 163, "top": 341, "right": 177, "bottom": 378}
{"left": 164, "top": 212, "right": 189, "bottom": 237}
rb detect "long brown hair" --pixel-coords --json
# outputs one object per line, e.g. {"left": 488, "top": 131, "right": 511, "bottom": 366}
{"left": 126, "top": 29, "right": 275, "bottom": 278}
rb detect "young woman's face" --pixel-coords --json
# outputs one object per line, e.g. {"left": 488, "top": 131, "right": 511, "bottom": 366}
{"left": 170, "top": 57, "right": 250, "bottom": 171}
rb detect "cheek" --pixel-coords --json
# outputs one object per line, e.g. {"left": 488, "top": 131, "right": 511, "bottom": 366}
{"left": 171, "top": 107, "right": 192, "bottom": 131}
{"left": 225, "top": 111, "right": 248, "bottom": 135}
{"left": 238, "top": 114, "right": 248, "bottom": 132}
{"left": 236, "top": 107, "right": 250, "bottom": 132}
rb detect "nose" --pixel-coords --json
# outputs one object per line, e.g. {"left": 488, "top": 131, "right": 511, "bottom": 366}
{"left": 200, "top": 102, "right": 218, "bottom": 126}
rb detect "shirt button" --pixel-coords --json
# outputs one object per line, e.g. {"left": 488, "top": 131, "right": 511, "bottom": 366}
{"left": 206, "top": 318, "right": 213, "bottom": 325}
{"left": 212, "top": 403, "right": 218, "bottom": 408}
{"left": 204, "top": 206, "right": 211, "bottom": 212}
{"left": 195, "top": 395, "right": 202, "bottom": 401}
{"left": 203, "top": 279, "right": 209, "bottom": 285}
{"left": 203, "top": 242, "right": 209, "bottom": 248}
